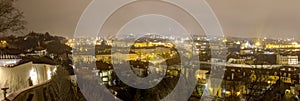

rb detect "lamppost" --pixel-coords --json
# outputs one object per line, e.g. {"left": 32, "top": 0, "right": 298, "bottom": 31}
{"left": 1, "top": 87, "right": 9, "bottom": 101}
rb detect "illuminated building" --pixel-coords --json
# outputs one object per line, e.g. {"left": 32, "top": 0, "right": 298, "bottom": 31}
{"left": 0, "top": 40, "right": 7, "bottom": 48}
{"left": 241, "top": 41, "right": 252, "bottom": 49}
{"left": 0, "top": 54, "right": 21, "bottom": 67}
{"left": 96, "top": 52, "right": 138, "bottom": 64}
{"left": 266, "top": 44, "right": 300, "bottom": 49}
{"left": 276, "top": 55, "right": 298, "bottom": 65}
{"left": 65, "top": 39, "right": 74, "bottom": 48}
{"left": 240, "top": 49, "right": 254, "bottom": 55}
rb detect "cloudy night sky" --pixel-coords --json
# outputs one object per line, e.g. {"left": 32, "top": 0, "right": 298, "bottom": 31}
{"left": 15, "top": 0, "right": 300, "bottom": 40}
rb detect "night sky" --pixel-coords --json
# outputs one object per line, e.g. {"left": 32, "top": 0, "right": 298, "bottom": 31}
{"left": 15, "top": 0, "right": 300, "bottom": 40}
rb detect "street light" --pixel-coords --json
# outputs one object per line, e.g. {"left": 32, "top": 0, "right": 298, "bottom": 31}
{"left": 1, "top": 87, "right": 9, "bottom": 101}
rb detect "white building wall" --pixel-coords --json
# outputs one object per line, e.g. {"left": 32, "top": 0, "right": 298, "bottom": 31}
{"left": 0, "top": 62, "right": 57, "bottom": 100}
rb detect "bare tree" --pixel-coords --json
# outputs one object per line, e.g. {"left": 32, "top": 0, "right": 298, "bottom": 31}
{"left": 0, "top": 0, "right": 26, "bottom": 35}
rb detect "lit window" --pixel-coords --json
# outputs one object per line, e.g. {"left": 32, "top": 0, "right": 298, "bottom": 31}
{"left": 102, "top": 77, "right": 108, "bottom": 82}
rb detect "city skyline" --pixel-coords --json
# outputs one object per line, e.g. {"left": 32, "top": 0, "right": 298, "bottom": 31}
{"left": 1, "top": 0, "right": 300, "bottom": 100}
{"left": 13, "top": 0, "right": 300, "bottom": 40}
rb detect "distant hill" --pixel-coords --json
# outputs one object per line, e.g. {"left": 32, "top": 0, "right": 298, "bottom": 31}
{"left": 0, "top": 32, "right": 71, "bottom": 55}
